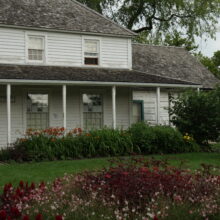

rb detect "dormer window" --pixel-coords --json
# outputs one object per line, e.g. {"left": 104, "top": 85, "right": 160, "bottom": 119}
{"left": 84, "top": 39, "right": 99, "bottom": 65}
{"left": 28, "top": 36, "right": 45, "bottom": 62}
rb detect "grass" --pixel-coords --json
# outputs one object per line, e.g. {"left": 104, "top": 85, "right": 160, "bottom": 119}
{"left": 0, "top": 153, "right": 220, "bottom": 189}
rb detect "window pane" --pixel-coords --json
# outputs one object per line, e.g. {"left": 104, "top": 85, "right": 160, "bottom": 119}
{"left": 85, "top": 57, "right": 98, "bottom": 65}
{"left": 27, "top": 94, "right": 49, "bottom": 130}
{"left": 83, "top": 94, "right": 103, "bottom": 130}
{"left": 28, "top": 37, "right": 44, "bottom": 50}
{"left": 85, "top": 40, "right": 98, "bottom": 53}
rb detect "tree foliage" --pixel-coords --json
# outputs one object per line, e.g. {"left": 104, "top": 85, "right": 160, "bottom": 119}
{"left": 76, "top": 0, "right": 220, "bottom": 47}
{"left": 170, "top": 88, "right": 220, "bottom": 145}
{"left": 197, "top": 51, "right": 220, "bottom": 79}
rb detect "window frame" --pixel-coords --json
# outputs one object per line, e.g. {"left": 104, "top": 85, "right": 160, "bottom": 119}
{"left": 23, "top": 88, "right": 51, "bottom": 132}
{"left": 83, "top": 37, "right": 101, "bottom": 67}
{"left": 26, "top": 33, "right": 47, "bottom": 64}
{"left": 26, "top": 93, "right": 49, "bottom": 130}
{"left": 82, "top": 93, "right": 104, "bottom": 130}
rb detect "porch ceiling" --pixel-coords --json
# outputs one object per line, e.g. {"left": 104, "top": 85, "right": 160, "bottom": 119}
{"left": 0, "top": 64, "right": 201, "bottom": 88}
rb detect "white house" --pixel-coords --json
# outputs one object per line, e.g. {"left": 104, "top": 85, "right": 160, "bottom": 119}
{"left": 0, "top": 0, "right": 219, "bottom": 148}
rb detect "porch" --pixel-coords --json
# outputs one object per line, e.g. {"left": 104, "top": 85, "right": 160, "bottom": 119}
{"left": 0, "top": 83, "right": 176, "bottom": 148}
{"left": 0, "top": 84, "right": 136, "bottom": 147}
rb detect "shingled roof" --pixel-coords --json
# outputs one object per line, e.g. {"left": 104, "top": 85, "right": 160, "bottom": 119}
{"left": 0, "top": 64, "right": 199, "bottom": 87}
{"left": 0, "top": 0, "right": 135, "bottom": 37}
{"left": 132, "top": 44, "right": 220, "bottom": 89}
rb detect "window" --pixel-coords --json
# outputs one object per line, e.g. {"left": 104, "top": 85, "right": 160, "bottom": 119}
{"left": 27, "top": 94, "right": 49, "bottom": 130}
{"left": 28, "top": 36, "right": 45, "bottom": 62}
{"left": 133, "top": 100, "right": 144, "bottom": 124}
{"left": 83, "top": 94, "right": 103, "bottom": 130}
{"left": 84, "top": 40, "right": 99, "bottom": 65}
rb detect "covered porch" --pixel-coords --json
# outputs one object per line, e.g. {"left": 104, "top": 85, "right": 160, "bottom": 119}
{"left": 0, "top": 65, "right": 201, "bottom": 147}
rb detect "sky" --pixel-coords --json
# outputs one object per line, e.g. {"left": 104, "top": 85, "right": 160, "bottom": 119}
{"left": 197, "top": 26, "right": 220, "bottom": 57}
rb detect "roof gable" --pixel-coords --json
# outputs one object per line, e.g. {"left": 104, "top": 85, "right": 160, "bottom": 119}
{"left": 132, "top": 44, "right": 220, "bottom": 89}
{"left": 0, "top": 0, "right": 135, "bottom": 37}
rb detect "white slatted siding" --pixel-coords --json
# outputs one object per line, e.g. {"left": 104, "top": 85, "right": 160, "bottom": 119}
{"left": 0, "top": 27, "right": 131, "bottom": 69}
{"left": 0, "top": 28, "right": 25, "bottom": 64}
{"left": 101, "top": 37, "right": 129, "bottom": 69}
{"left": 47, "top": 33, "right": 82, "bottom": 66}
{"left": 133, "top": 90, "right": 170, "bottom": 125}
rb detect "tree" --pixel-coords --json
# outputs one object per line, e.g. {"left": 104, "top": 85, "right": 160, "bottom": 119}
{"left": 197, "top": 51, "right": 220, "bottom": 79}
{"left": 76, "top": 0, "right": 220, "bottom": 46}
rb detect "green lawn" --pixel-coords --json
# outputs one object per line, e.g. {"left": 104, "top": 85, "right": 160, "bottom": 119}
{"left": 0, "top": 153, "right": 219, "bottom": 189}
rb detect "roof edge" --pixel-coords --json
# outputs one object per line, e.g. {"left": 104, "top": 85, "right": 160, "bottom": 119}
{"left": 0, "top": 24, "right": 134, "bottom": 38}
{"left": 72, "top": 0, "right": 137, "bottom": 37}
{"left": 132, "top": 42, "right": 186, "bottom": 50}
{"left": 0, "top": 79, "right": 201, "bottom": 88}
{"left": 134, "top": 70, "right": 202, "bottom": 87}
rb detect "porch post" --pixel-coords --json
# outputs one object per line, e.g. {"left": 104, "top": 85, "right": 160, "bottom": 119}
{"left": 197, "top": 87, "right": 200, "bottom": 93}
{"left": 7, "top": 84, "right": 11, "bottom": 145}
{"left": 62, "top": 85, "right": 67, "bottom": 130}
{"left": 156, "top": 87, "right": 161, "bottom": 125}
{"left": 112, "top": 86, "right": 116, "bottom": 129}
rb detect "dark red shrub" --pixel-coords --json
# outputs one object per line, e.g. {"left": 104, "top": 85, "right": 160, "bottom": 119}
{"left": 0, "top": 210, "right": 7, "bottom": 220}
{"left": 55, "top": 216, "right": 63, "bottom": 220}
{"left": 35, "top": 213, "right": 43, "bottom": 220}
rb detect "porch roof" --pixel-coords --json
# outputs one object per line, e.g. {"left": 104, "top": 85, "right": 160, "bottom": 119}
{"left": 0, "top": 64, "right": 200, "bottom": 88}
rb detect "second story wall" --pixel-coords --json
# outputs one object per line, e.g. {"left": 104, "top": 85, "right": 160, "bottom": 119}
{"left": 0, "top": 27, "right": 132, "bottom": 69}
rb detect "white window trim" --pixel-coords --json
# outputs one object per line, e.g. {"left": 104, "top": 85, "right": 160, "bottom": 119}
{"left": 82, "top": 36, "right": 102, "bottom": 67}
{"left": 22, "top": 88, "right": 51, "bottom": 132}
{"left": 25, "top": 32, "right": 47, "bottom": 65}
{"left": 79, "top": 88, "right": 105, "bottom": 129}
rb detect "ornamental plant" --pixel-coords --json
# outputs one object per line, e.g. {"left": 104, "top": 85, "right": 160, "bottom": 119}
{"left": 0, "top": 157, "right": 220, "bottom": 219}
{"left": 170, "top": 87, "right": 220, "bottom": 145}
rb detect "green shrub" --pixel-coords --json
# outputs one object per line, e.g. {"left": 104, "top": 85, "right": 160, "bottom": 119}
{"left": 170, "top": 87, "right": 220, "bottom": 145}
{"left": 129, "top": 122, "right": 199, "bottom": 154}
{"left": 0, "top": 123, "right": 200, "bottom": 162}
{"left": 128, "top": 122, "right": 155, "bottom": 153}
{"left": 0, "top": 128, "right": 133, "bottom": 162}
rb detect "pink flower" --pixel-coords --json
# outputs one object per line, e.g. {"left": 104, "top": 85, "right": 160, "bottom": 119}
{"left": 105, "top": 174, "right": 112, "bottom": 179}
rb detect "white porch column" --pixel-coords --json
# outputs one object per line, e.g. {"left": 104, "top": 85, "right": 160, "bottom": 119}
{"left": 156, "top": 87, "right": 161, "bottom": 125}
{"left": 112, "top": 86, "right": 116, "bottom": 129}
{"left": 197, "top": 87, "right": 200, "bottom": 93}
{"left": 62, "top": 85, "right": 67, "bottom": 130}
{"left": 7, "top": 84, "right": 11, "bottom": 145}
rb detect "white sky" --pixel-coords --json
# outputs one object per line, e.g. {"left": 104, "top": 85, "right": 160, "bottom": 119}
{"left": 197, "top": 31, "right": 220, "bottom": 57}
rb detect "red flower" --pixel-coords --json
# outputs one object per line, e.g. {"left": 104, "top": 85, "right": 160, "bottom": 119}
{"left": 105, "top": 174, "right": 112, "bottom": 179}
{"left": 140, "top": 167, "right": 149, "bottom": 173}
{"left": 19, "top": 181, "right": 24, "bottom": 188}
{"left": 30, "top": 183, "right": 35, "bottom": 190}
{"left": 23, "top": 216, "right": 30, "bottom": 220}
{"left": 122, "top": 172, "right": 129, "bottom": 176}
{"left": 154, "top": 216, "right": 159, "bottom": 220}
{"left": 55, "top": 216, "right": 63, "bottom": 220}
{"left": 0, "top": 210, "right": 7, "bottom": 220}
{"left": 35, "top": 214, "right": 43, "bottom": 220}
{"left": 10, "top": 207, "right": 21, "bottom": 217}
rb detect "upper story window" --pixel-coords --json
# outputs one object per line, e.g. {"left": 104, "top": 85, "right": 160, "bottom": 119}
{"left": 28, "top": 36, "right": 45, "bottom": 63}
{"left": 84, "top": 39, "right": 99, "bottom": 65}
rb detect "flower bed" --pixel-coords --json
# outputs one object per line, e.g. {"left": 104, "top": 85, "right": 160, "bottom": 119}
{"left": 0, "top": 123, "right": 200, "bottom": 162}
{"left": 1, "top": 157, "right": 220, "bottom": 219}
